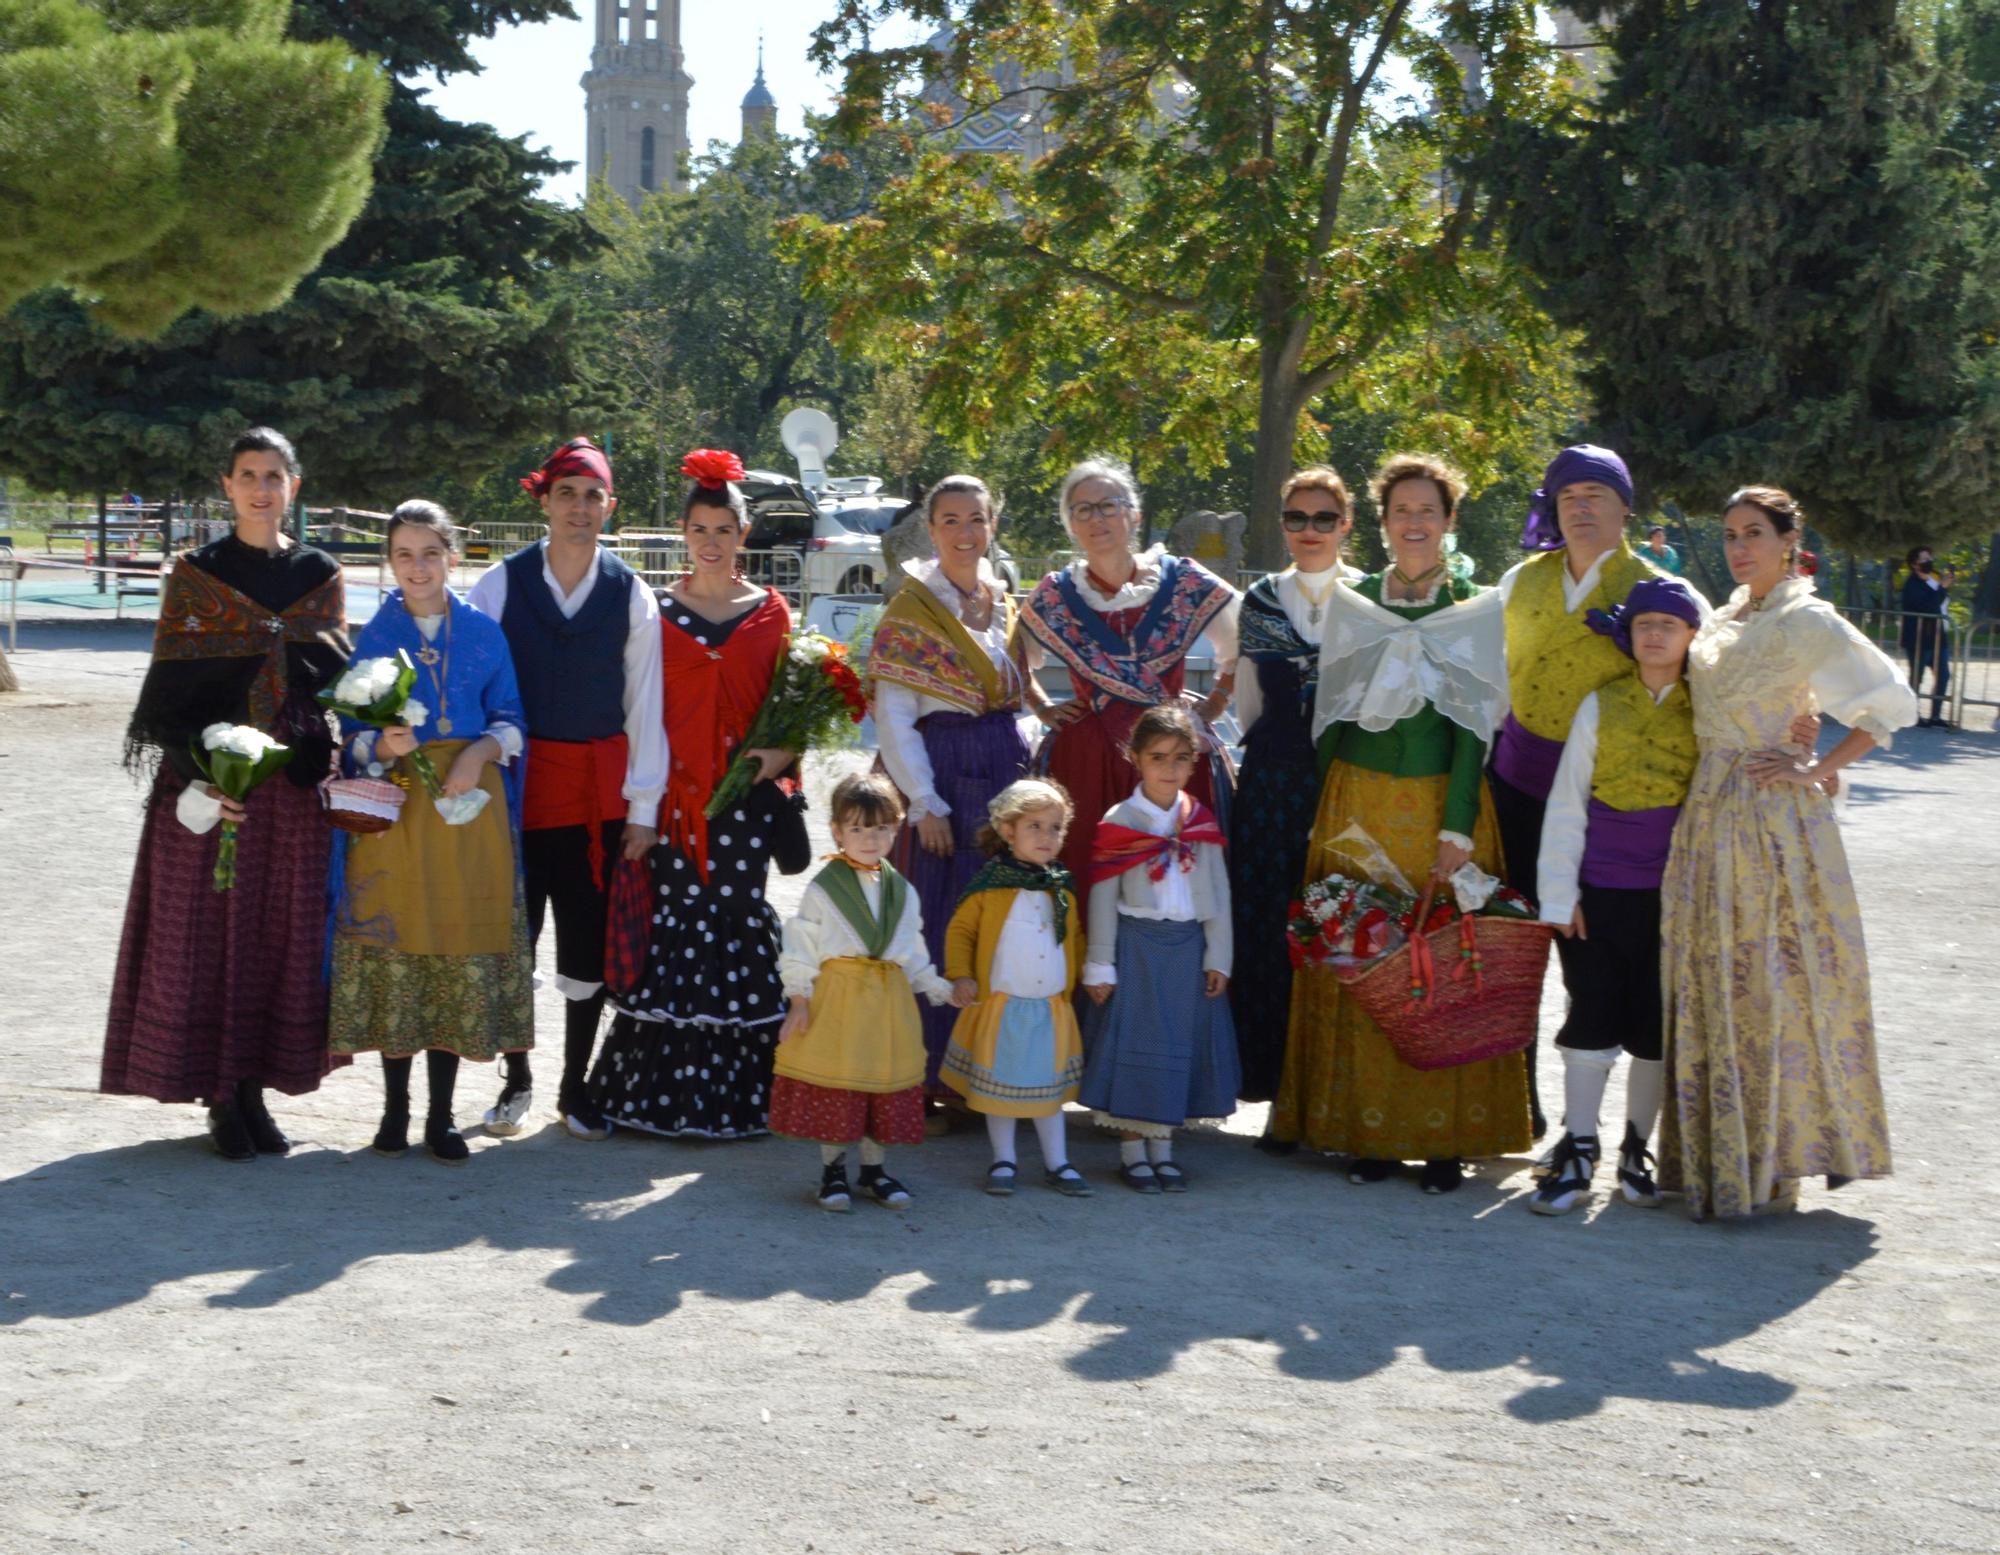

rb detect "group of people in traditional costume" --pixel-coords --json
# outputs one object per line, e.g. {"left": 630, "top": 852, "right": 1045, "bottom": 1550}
{"left": 102, "top": 424, "right": 1918, "bottom": 1222}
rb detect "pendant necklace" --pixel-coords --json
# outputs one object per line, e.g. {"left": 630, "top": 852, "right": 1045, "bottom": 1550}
{"left": 1291, "top": 567, "right": 1339, "bottom": 627}
{"left": 416, "top": 608, "right": 453, "bottom": 735}
{"left": 1389, "top": 561, "right": 1444, "bottom": 603}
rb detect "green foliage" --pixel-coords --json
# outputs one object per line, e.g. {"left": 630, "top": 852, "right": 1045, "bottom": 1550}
{"left": 0, "top": 0, "right": 388, "bottom": 333}
{"left": 793, "top": 0, "right": 1580, "bottom": 568}
{"left": 1496, "top": 0, "right": 2000, "bottom": 556}
{"left": 0, "top": 0, "right": 603, "bottom": 505}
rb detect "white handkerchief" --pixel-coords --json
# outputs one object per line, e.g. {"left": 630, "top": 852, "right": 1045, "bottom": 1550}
{"left": 434, "top": 788, "right": 492, "bottom": 827}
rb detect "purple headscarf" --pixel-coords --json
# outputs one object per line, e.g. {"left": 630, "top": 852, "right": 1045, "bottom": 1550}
{"left": 1522, "top": 444, "right": 1634, "bottom": 550}
{"left": 1586, "top": 577, "right": 1704, "bottom": 658}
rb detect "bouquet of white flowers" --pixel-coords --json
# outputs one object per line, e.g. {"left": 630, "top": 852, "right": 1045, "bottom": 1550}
{"left": 318, "top": 650, "right": 442, "bottom": 798}
{"left": 192, "top": 723, "right": 294, "bottom": 891}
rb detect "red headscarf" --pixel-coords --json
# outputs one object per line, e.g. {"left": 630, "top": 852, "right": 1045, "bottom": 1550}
{"left": 521, "top": 437, "right": 615, "bottom": 498}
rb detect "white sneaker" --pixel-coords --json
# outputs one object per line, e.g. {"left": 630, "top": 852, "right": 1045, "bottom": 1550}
{"left": 482, "top": 1085, "right": 532, "bottom": 1137}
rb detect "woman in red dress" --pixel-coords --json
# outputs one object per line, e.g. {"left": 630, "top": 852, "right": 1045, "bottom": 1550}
{"left": 1018, "top": 458, "right": 1240, "bottom": 883}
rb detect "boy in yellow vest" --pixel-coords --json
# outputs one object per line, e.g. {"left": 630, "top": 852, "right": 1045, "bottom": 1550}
{"left": 1530, "top": 577, "right": 1705, "bottom": 1216}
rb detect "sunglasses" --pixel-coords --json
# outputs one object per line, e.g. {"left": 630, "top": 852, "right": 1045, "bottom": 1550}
{"left": 1280, "top": 509, "right": 1347, "bottom": 533}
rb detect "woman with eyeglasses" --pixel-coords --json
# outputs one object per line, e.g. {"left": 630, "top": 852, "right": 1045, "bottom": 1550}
{"left": 1017, "top": 457, "right": 1240, "bottom": 884}
{"left": 1226, "top": 467, "right": 1357, "bottom": 1118}
{"left": 1271, "top": 454, "right": 1528, "bottom": 1194}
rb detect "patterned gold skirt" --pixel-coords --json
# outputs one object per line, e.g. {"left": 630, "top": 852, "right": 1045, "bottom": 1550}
{"left": 1273, "top": 762, "right": 1531, "bottom": 1160}
{"left": 1658, "top": 750, "right": 1892, "bottom": 1218}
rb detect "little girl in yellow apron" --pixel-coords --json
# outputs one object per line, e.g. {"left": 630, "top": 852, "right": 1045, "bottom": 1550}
{"left": 773, "top": 773, "right": 959, "bottom": 1211}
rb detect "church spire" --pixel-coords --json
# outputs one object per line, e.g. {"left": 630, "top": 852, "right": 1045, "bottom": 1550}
{"left": 741, "top": 34, "right": 778, "bottom": 139}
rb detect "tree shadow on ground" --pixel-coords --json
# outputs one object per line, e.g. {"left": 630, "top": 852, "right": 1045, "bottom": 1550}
{"left": 0, "top": 1117, "right": 1874, "bottom": 1424}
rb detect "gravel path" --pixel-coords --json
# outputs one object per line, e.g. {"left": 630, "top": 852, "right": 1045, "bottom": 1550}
{"left": 2, "top": 618, "right": 1996, "bottom": 1555}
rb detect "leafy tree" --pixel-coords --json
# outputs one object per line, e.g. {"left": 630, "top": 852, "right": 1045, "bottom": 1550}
{"left": 0, "top": 0, "right": 602, "bottom": 505}
{"left": 0, "top": 0, "right": 388, "bottom": 335}
{"left": 793, "top": 1, "right": 1575, "bottom": 569}
{"left": 1497, "top": 0, "right": 2000, "bottom": 555}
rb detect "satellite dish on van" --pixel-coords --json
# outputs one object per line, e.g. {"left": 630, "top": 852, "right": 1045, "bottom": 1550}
{"left": 781, "top": 407, "right": 839, "bottom": 494}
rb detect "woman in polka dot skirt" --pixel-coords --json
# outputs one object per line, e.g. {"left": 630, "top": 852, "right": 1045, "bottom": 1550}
{"left": 585, "top": 451, "right": 811, "bottom": 1137}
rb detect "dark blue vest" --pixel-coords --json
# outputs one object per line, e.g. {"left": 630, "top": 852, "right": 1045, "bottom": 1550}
{"left": 499, "top": 544, "right": 635, "bottom": 741}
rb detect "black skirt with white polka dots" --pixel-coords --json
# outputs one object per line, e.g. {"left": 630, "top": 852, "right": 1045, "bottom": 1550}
{"left": 587, "top": 786, "right": 788, "bottom": 1139}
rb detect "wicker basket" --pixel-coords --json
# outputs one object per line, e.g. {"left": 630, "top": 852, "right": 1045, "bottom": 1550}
{"left": 1332, "top": 883, "right": 1552, "bottom": 1071}
{"left": 322, "top": 776, "right": 407, "bottom": 835}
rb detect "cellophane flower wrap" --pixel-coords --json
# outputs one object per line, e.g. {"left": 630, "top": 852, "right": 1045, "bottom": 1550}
{"left": 317, "top": 650, "right": 443, "bottom": 798}
{"left": 1285, "top": 825, "right": 1535, "bottom": 972}
{"left": 704, "top": 631, "right": 867, "bottom": 819}
{"left": 192, "top": 723, "right": 294, "bottom": 892}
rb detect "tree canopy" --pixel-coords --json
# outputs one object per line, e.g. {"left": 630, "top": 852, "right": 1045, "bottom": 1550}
{"left": 0, "top": 0, "right": 600, "bottom": 502}
{"left": 790, "top": 1, "right": 1581, "bottom": 569}
{"left": 1497, "top": 0, "right": 2000, "bottom": 555}
{"left": 0, "top": 0, "right": 388, "bottom": 336}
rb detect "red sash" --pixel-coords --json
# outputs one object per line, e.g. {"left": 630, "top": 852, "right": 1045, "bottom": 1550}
{"left": 523, "top": 733, "right": 629, "bottom": 885}
{"left": 1087, "top": 795, "right": 1225, "bottom": 886}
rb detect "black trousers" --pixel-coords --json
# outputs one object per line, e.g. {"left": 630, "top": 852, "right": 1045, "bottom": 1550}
{"left": 1552, "top": 884, "right": 1664, "bottom": 1062}
{"left": 521, "top": 821, "right": 624, "bottom": 988}
{"left": 1486, "top": 764, "right": 1545, "bottom": 907}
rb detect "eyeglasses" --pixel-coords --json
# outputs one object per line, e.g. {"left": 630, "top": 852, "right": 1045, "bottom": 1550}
{"left": 1280, "top": 509, "right": 1347, "bottom": 533}
{"left": 1067, "top": 498, "right": 1133, "bottom": 524}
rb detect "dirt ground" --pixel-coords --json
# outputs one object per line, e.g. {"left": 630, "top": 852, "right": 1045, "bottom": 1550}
{"left": 2, "top": 616, "right": 1997, "bottom": 1555}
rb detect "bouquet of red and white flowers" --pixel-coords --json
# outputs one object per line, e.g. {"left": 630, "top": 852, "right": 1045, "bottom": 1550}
{"left": 193, "top": 723, "right": 294, "bottom": 891}
{"left": 1287, "top": 837, "right": 1535, "bottom": 974}
{"left": 704, "top": 631, "right": 868, "bottom": 819}
{"left": 318, "top": 651, "right": 443, "bottom": 798}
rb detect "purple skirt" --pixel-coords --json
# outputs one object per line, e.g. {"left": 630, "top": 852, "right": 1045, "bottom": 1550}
{"left": 888, "top": 708, "right": 1032, "bottom": 1092}
{"left": 103, "top": 776, "right": 344, "bottom": 1105}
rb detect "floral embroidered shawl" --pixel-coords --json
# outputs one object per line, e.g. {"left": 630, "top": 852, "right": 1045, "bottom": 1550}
{"left": 1019, "top": 555, "right": 1231, "bottom": 715}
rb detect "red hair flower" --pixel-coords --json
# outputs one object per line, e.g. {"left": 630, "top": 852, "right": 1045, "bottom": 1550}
{"left": 681, "top": 448, "right": 747, "bottom": 487}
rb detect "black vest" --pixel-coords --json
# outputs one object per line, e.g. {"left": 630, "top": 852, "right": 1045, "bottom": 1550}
{"left": 499, "top": 544, "right": 635, "bottom": 740}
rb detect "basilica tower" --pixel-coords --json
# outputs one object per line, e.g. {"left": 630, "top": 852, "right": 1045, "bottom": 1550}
{"left": 582, "top": 0, "right": 692, "bottom": 204}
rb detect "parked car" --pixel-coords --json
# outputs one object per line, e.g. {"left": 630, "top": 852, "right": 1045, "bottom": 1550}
{"left": 741, "top": 469, "right": 888, "bottom": 597}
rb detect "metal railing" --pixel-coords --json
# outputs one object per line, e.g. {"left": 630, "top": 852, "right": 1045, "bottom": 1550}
{"left": 609, "top": 533, "right": 805, "bottom": 605}
{"left": 1834, "top": 603, "right": 1992, "bottom": 731}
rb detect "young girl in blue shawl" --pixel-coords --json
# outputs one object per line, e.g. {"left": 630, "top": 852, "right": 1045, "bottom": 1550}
{"left": 329, "top": 502, "right": 533, "bottom": 1163}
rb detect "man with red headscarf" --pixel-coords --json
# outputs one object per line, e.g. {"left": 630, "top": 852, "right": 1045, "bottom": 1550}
{"left": 468, "top": 436, "right": 667, "bottom": 1139}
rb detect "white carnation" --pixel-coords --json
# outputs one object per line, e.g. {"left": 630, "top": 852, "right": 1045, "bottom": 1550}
{"left": 202, "top": 723, "right": 281, "bottom": 759}
{"left": 402, "top": 699, "right": 429, "bottom": 729}
{"left": 334, "top": 656, "right": 404, "bottom": 706}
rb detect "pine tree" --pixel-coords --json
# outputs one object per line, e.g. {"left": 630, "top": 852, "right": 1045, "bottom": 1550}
{"left": 0, "top": 0, "right": 389, "bottom": 335}
{"left": 1499, "top": 0, "right": 2000, "bottom": 554}
{"left": 0, "top": 0, "right": 602, "bottom": 504}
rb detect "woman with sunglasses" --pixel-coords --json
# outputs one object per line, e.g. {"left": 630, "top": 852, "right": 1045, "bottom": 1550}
{"left": 1017, "top": 457, "right": 1240, "bottom": 885}
{"left": 1227, "top": 467, "right": 1358, "bottom": 1119}
{"left": 1272, "top": 454, "right": 1527, "bottom": 1193}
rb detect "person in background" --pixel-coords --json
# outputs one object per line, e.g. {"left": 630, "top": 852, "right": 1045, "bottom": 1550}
{"left": 1899, "top": 546, "right": 1953, "bottom": 728}
{"left": 1643, "top": 524, "right": 1683, "bottom": 575}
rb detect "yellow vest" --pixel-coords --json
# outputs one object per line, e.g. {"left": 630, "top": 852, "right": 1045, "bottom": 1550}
{"left": 1591, "top": 674, "right": 1697, "bottom": 812}
{"left": 1505, "top": 544, "right": 1662, "bottom": 740}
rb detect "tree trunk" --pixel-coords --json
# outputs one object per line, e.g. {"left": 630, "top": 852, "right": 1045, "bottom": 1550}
{"left": 1244, "top": 372, "right": 1304, "bottom": 575}
{"left": 0, "top": 644, "right": 16, "bottom": 694}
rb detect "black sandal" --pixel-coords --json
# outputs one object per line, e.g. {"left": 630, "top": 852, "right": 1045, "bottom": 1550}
{"left": 984, "top": 1161, "right": 1018, "bottom": 1197}
{"left": 857, "top": 1167, "right": 912, "bottom": 1208}
{"left": 817, "top": 1163, "right": 851, "bottom": 1213}
{"left": 1151, "top": 1161, "right": 1188, "bottom": 1193}
{"left": 1043, "top": 1163, "right": 1093, "bottom": 1198}
{"left": 1118, "top": 1161, "right": 1162, "bottom": 1194}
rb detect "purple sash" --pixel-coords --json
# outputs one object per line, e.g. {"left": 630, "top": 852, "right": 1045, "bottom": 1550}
{"left": 1491, "top": 712, "right": 1565, "bottom": 801}
{"left": 1580, "top": 799, "right": 1681, "bottom": 890}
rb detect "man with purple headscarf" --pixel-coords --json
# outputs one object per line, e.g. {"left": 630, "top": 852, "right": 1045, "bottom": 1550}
{"left": 1490, "top": 444, "right": 1669, "bottom": 1136}
{"left": 1526, "top": 576, "right": 1704, "bottom": 1215}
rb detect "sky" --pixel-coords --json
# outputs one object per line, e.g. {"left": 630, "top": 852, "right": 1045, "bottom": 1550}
{"left": 426, "top": 1, "right": 865, "bottom": 205}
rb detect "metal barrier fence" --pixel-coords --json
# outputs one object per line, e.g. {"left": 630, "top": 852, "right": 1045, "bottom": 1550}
{"left": 1834, "top": 603, "right": 1991, "bottom": 730}
{"left": 609, "top": 533, "right": 805, "bottom": 604}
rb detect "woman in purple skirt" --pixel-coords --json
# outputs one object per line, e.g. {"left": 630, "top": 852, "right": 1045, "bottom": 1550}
{"left": 870, "top": 475, "right": 1036, "bottom": 1103}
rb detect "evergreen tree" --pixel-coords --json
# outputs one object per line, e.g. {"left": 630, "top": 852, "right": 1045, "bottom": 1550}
{"left": 0, "top": 0, "right": 602, "bottom": 505}
{"left": 0, "top": 0, "right": 388, "bottom": 335}
{"left": 1498, "top": 0, "right": 2000, "bottom": 554}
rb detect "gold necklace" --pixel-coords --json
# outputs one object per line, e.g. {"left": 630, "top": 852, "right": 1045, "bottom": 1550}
{"left": 1389, "top": 560, "right": 1444, "bottom": 597}
{"left": 1291, "top": 566, "right": 1339, "bottom": 626}
{"left": 412, "top": 605, "right": 454, "bottom": 735}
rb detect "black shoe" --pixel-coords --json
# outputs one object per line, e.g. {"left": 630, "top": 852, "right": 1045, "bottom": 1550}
{"left": 857, "top": 1165, "right": 912, "bottom": 1208}
{"left": 207, "top": 1103, "right": 256, "bottom": 1162}
{"left": 1347, "top": 1157, "right": 1396, "bottom": 1184}
{"left": 557, "top": 1085, "right": 612, "bottom": 1141}
{"left": 1530, "top": 1133, "right": 1599, "bottom": 1215}
{"left": 1420, "top": 1157, "right": 1466, "bottom": 1195}
{"left": 425, "top": 1118, "right": 470, "bottom": 1165}
{"left": 1254, "top": 1131, "right": 1299, "bottom": 1157}
{"left": 372, "top": 1107, "right": 411, "bottom": 1157}
{"left": 817, "top": 1162, "right": 851, "bottom": 1213}
{"left": 1616, "top": 1123, "right": 1661, "bottom": 1207}
{"left": 236, "top": 1086, "right": 290, "bottom": 1156}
